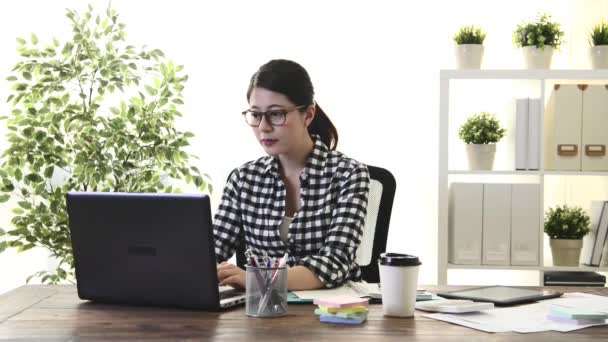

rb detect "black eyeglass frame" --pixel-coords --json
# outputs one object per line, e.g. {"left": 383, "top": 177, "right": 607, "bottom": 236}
{"left": 241, "top": 105, "right": 307, "bottom": 127}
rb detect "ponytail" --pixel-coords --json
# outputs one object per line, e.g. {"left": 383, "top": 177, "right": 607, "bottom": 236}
{"left": 308, "top": 104, "right": 338, "bottom": 150}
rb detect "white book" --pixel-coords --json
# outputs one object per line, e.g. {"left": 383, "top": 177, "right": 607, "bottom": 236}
{"left": 527, "top": 98, "right": 541, "bottom": 170}
{"left": 515, "top": 98, "right": 529, "bottom": 170}
{"left": 449, "top": 183, "right": 483, "bottom": 265}
{"left": 581, "top": 200, "right": 608, "bottom": 266}
{"left": 482, "top": 184, "right": 511, "bottom": 265}
{"left": 510, "top": 184, "right": 540, "bottom": 266}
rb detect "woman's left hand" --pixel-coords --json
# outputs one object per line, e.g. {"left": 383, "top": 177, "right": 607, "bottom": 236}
{"left": 217, "top": 262, "right": 246, "bottom": 289}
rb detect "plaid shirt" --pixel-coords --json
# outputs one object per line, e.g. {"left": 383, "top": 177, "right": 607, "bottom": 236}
{"left": 213, "top": 136, "right": 370, "bottom": 288}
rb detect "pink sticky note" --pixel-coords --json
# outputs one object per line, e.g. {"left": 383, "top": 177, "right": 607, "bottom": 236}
{"left": 313, "top": 296, "right": 369, "bottom": 308}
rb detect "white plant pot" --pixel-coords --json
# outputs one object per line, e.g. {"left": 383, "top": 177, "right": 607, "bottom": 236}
{"left": 465, "top": 144, "right": 496, "bottom": 170}
{"left": 522, "top": 46, "right": 554, "bottom": 69}
{"left": 549, "top": 239, "right": 583, "bottom": 266}
{"left": 455, "top": 44, "right": 484, "bottom": 69}
{"left": 589, "top": 46, "right": 608, "bottom": 69}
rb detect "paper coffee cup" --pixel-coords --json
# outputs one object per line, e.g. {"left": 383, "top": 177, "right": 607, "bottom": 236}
{"left": 378, "top": 252, "right": 421, "bottom": 317}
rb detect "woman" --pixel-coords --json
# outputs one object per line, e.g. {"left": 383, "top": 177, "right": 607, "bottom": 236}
{"left": 214, "top": 59, "right": 370, "bottom": 290}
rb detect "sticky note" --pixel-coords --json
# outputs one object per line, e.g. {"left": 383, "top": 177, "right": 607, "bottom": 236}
{"left": 313, "top": 296, "right": 369, "bottom": 308}
{"left": 546, "top": 314, "right": 607, "bottom": 325}
{"left": 549, "top": 307, "right": 608, "bottom": 320}
{"left": 317, "top": 305, "right": 368, "bottom": 314}
{"left": 314, "top": 308, "right": 368, "bottom": 318}
{"left": 319, "top": 315, "right": 367, "bottom": 324}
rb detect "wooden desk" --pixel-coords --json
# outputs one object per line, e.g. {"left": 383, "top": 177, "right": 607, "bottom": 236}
{"left": 0, "top": 285, "right": 607, "bottom": 341}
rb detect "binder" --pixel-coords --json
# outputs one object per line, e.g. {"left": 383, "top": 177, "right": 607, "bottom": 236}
{"left": 449, "top": 183, "right": 483, "bottom": 264}
{"left": 581, "top": 85, "right": 608, "bottom": 171}
{"left": 510, "top": 184, "right": 540, "bottom": 266}
{"left": 527, "top": 98, "right": 541, "bottom": 170}
{"left": 482, "top": 184, "right": 511, "bottom": 265}
{"left": 515, "top": 98, "right": 529, "bottom": 170}
{"left": 582, "top": 200, "right": 608, "bottom": 266}
{"left": 545, "top": 85, "right": 583, "bottom": 171}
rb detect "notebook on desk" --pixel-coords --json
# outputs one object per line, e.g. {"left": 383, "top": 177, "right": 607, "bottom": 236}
{"left": 66, "top": 192, "right": 246, "bottom": 310}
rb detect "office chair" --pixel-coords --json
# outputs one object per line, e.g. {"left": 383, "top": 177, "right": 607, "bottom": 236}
{"left": 235, "top": 165, "right": 396, "bottom": 284}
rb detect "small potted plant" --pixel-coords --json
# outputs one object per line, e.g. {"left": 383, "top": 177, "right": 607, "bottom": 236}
{"left": 544, "top": 205, "right": 591, "bottom": 266}
{"left": 513, "top": 13, "right": 565, "bottom": 69}
{"left": 453, "top": 25, "right": 487, "bottom": 69}
{"left": 458, "top": 112, "right": 506, "bottom": 170}
{"left": 589, "top": 20, "right": 608, "bottom": 69}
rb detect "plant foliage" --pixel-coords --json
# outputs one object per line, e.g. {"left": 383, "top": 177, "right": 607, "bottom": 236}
{"left": 513, "top": 13, "right": 565, "bottom": 50}
{"left": 544, "top": 205, "right": 591, "bottom": 240}
{"left": 453, "top": 25, "right": 487, "bottom": 45}
{"left": 0, "top": 4, "right": 210, "bottom": 284}
{"left": 590, "top": 20, "right": 608, "bottom": 46}
{"left": 458, "top": 112, "right": 506, "bottom": 144}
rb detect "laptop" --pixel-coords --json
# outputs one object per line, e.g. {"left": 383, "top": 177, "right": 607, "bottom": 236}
{"left": 66, "top": 192, "right": 246, "bottom": 310}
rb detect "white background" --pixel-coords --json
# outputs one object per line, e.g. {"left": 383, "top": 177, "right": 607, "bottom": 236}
{"left": 1, "top": 0, "right": 608, "bottom": 294}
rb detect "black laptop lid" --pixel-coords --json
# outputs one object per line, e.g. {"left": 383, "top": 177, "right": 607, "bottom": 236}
{"left": 66, "top": 192, "right": 221, "bottom": 310}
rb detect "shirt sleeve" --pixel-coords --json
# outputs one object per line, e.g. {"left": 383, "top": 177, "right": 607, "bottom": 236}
{"left": 212, "top": 168, "right": 243, "bottom": 263}
{"left": 297, "top": 162, "right": 370, "bottom": 288}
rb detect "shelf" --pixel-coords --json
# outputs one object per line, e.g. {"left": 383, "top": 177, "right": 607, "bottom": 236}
{"left": 448, "top": 170, "right": 608, "bottom": 176}
{"left": 447, "top": 263, "right": 608, "bottom": 272}
{"left": 544, "top": 171, "right": 608, "bottom": 176}
{"left": 448, "top": 170, "right": 541, "bottom": 175}
{"left": 441, "top": 69, "right": 608, "bottom": 80}
{"left": 438, "top": 69, "right": 608, "bottom": 286}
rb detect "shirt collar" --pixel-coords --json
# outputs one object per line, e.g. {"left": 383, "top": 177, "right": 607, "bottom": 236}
{"left": 262, "top": 135, "right": 329, "bottom": 180}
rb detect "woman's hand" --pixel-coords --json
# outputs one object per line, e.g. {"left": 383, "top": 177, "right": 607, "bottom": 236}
{"left": 217, "top": 262, "right": 246, "bottom": 289}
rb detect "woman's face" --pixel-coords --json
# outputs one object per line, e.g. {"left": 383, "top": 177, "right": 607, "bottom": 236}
{"left": 247, "top": 87, "right": 313, "bottom": 156}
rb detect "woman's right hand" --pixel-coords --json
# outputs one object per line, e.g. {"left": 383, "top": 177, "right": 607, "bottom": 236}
{"left": 217, "top": 262, "right": 246, "bottom": 289}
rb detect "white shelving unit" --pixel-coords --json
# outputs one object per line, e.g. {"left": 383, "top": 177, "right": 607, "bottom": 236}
{"left": 438, "top": 69, "right": 608, "bottom": 285}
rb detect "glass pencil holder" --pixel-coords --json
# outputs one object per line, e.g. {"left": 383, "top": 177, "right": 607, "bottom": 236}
{"left": 245, "top": 265, "right": 288, "bottom": 318}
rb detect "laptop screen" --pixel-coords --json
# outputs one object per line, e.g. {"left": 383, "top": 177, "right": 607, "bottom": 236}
{"left": 67, "top": 192, "right": 224, "bottom": 310}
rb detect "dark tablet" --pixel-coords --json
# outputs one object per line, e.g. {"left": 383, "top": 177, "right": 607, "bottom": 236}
{"left": 437, "top": 285, "right": 563, "bottom": 306}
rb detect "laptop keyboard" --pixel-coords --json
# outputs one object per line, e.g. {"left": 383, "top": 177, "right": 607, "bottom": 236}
{"left": 219, "top": 288, "right": 245, "bottom": 300}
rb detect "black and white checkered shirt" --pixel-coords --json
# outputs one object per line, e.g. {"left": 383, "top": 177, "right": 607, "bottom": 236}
{"left": 213, "top": 136, "right": 370, "bottom": 288}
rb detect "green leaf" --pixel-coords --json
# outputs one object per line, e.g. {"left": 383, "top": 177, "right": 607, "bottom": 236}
{"left": 22, "top": 72, "right": 32, "bottom": 80}
{"left": 6, "top": 76, "right": 17, "bottom": 81}
{"left": 16, "top": 37, "right": 26, "bottom": 45}
{"left": 144, "top": 85, "right": 157, "bottom": 96}
{"left": 31, "top": 33, "right": 38, "bottom": 45}
{"left": 44, "top": 166, "right": 54, "bottom": 178}
{"left": 18, "top": 201, "right": 32, "bottom": 209}
{"left": 0, "top": 194, "right": 9, "bottom": 203}
{"left": 0, "top": 241, "right": 7, "bottom": 253}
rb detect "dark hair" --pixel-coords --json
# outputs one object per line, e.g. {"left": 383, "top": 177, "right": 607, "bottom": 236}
{"left": 246, "top": 59, "right": 338, "bottom": 150}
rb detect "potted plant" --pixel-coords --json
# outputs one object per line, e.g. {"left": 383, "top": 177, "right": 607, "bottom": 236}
{"left": 513, "top": 13, "right": 565, "bottom": 69}
{"left": 458, "top": 112, "right": 506, "bottom": 170}
{"left": 453, "top": 25, "right": 487, "bottom": 69}
{"left": 544, "top": 205, "right": 591, "bottom": 266}
{"left": 589, "top": 20, "right": 608, "bottom": 69}
{"left": 0, "top": 4, "right": 210, "bottom": 284}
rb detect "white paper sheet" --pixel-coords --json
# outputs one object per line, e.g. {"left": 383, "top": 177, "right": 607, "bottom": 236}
{"left": 422, "top": 292, "right": 608, "bottom": 334}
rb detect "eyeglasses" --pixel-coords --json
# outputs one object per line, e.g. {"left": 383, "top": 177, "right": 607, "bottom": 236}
{"left": 241, "top": 105, "right": 307, "bottom": 127}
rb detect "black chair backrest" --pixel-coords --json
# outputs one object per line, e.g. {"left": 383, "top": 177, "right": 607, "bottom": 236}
{"left": 234, "top": 165, "right": 397, "bottom": 284}
{"left": 359, "top": 165, "right": 396, "bottom": 283}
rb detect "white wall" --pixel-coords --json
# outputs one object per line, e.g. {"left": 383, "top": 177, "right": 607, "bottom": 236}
{"left": 1, "top": 0, "right": 607, "bottom": 294}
